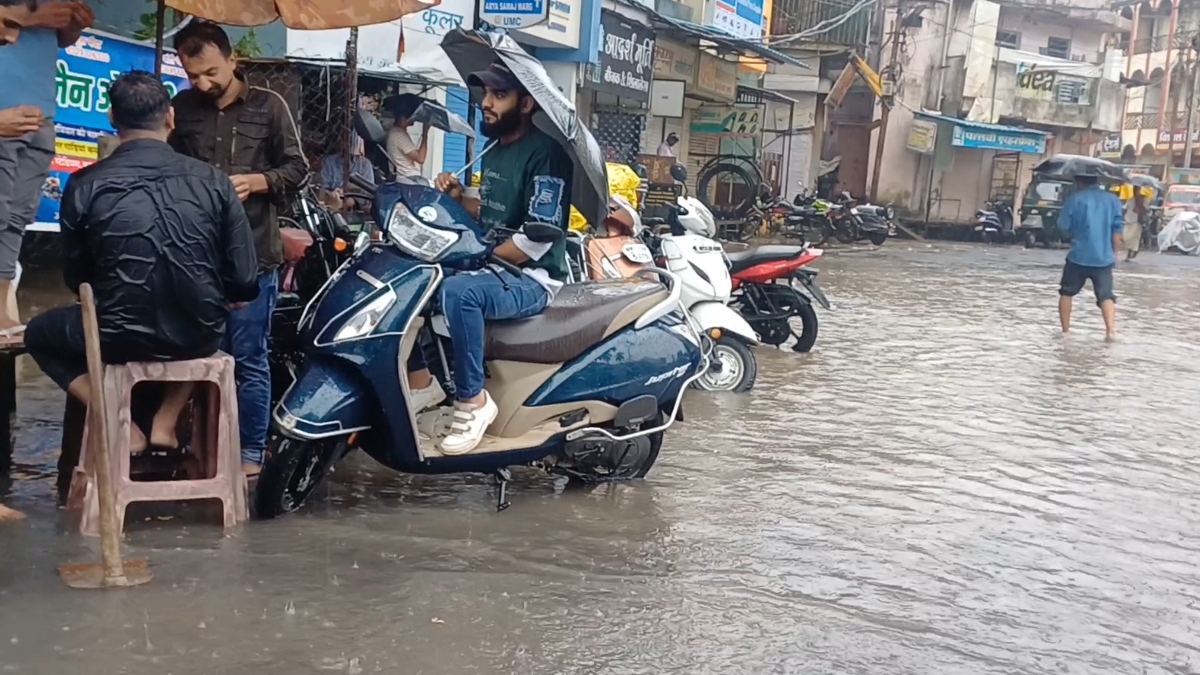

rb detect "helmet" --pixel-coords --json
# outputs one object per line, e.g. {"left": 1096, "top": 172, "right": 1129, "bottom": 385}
{"left": 604, "top": 195, "right": 642, "bottom": 237}
{"left": 676, "top": 196, "right": 716, "bottom": 237}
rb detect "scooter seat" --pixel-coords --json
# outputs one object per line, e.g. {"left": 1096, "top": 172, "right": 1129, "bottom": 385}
{"left": 485, "top": 279, "right": 669, "bottom": 364}
{"left": 725, "top": 245, "right": 806, "bottom": 275}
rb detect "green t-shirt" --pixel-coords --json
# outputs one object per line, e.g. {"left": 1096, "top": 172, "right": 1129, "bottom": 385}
{"left": 478, "top": 129, "right": 574, "bottom": 282}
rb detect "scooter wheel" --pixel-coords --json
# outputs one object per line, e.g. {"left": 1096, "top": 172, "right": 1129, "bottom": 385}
{"left": 694, "top": 337, "right": 757, "bottom": 393}
{"left": 255, "top": 437, "right": 346, "bottom": 519}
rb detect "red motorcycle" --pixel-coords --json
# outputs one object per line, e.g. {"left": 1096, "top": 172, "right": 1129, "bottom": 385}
{"left": 726, "top": 245, "right": 831, "bottom": 353}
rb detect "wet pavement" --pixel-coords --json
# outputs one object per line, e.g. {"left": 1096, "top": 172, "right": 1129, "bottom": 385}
{"left": 3, "top": 243, "right": 1200, "bottom": 674}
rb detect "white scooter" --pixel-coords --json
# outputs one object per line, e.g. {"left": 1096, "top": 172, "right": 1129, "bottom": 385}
{"left": 650, "top": 166, "right": 760, "bottom": 392}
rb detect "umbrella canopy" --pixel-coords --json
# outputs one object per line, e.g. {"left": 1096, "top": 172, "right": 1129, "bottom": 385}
{"left": 440, "top": 28, "right": 609, "bottom": 228}
{"left": 165, "top": 0, "right": 436, "bottom": 30}
{"left": 382, "top": 94, "right": 475, "bottom": 138}
{"left": 1033, "top": 154, "right": 1129, "bottom": 185}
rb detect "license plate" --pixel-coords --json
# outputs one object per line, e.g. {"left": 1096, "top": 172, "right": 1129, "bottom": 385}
{"left": 793, "top": 275, "right": 832, "bottom": 310}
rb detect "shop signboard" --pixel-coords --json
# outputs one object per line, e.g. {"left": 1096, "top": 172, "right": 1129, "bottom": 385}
{"left": 34, "top": 31, "right": 189, "bottom": 232}
{"left": 906, "top": 119, "right": 937, "bottom": 154}
{"left": 690, "top": 106, "right": 761, "bottom": 135}
{"left": 585, "top": 10, "right": 655, "bottom": 102}
{"left": 950, "top": 123, "right": 1047, "bottom": 154}
{"left": 515, "top": 0, "right": 580, "bottom": 48}
{"left": 1096, "top": 133, "right": 1122, "bottom": 159}
{"left": 481, "top": 0, "right": 549, "bottom": 30}
{"left": 711, "top": 0, "right": 765, "bottom": 40}
{"left": 694, "top": 52, "right": 737, "bottom": 102}
{"left": 653, "top": 38, "right": 697, "bottom": 82}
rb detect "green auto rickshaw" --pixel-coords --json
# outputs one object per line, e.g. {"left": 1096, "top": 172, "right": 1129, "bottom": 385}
{"left": 1018, "top": 155, "right": 1130, "bottom": 248}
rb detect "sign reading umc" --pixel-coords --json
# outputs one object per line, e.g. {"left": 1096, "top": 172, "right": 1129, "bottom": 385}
{"left": 481, "top": 0, "right": 549, "bottom": 29}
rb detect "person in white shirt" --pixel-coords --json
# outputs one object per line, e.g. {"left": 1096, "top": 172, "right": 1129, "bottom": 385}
{"left": 657, "top": 132, "right": 679, "bottom": 158}
{"left": 386, "top": 113, "right": 429, "bottom": 179}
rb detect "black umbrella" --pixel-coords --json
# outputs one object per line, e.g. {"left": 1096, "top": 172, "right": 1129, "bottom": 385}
{"left": 440, "top": 28, "right": 609, "bottom": 228}
{"left": 382, "top": 95, "right": 474, "bottom": 138}
{"left": 1033, "top": 154, "right": 1129, "bottom": 184}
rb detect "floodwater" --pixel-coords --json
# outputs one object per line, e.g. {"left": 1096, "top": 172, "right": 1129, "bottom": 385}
{"left": 3, "top": 243, "right": 1200, "bottom": 674}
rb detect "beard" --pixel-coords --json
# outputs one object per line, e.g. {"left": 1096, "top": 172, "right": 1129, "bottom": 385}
{"left": 481, "top": 106, "right": 522, "bottom": 139}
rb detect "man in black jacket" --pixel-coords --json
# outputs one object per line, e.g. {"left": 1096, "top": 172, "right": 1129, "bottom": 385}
{"left": 168, "top": 21, "right": 308, "bottom": 473}
{"left": 24, "top": 71, "right": 259, "bottom": 454}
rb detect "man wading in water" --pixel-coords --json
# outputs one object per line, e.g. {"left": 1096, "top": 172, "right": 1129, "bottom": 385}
{"left": 1057, "top": 169, "right": 1124, "bottom": 341}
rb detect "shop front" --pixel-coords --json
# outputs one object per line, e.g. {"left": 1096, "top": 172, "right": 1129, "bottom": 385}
{"left": 914, "top": 112, "right": 1050, "bottom": 224}
{"left": 583, "top": 8, "right": 656, "bottom": 165}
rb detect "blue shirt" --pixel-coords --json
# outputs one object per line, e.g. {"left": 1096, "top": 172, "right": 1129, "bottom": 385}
{"left": 0, "top": 2, "right": 62, "bottom": 118}
{"left": 1060, "top": 185, "right": 1124, "bottom": 268}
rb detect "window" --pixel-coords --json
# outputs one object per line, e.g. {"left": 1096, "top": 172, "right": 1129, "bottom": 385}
{"left": 996, "top": 30, "right": 1020, "bottom": 49}
{"left": 1044, "top": 36, "right": 1071, "bottom": 59}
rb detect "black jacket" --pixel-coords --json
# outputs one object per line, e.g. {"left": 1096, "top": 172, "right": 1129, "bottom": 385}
{"left": 60, "top": 138, "right": 260, "bottom": 363}
{"left": 169, "top": 78, "right": 309, "bottom": 272}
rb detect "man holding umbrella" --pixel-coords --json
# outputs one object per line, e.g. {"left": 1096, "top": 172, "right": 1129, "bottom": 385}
{"left": 422, "top": 61, "right": 573, "bottom": 456}
{"left": 1057, "top": 165, "right": 1124, "bottom": 341}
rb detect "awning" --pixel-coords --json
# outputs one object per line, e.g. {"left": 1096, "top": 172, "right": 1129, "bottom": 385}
{"left": 736, "top": 84, "right": 798, "bottom": 105}
{"left": 648, "top": 15, "right": 810, "bottom": 69}
{"left": 914, "top": 110, "right": 1050, "bottom": 155}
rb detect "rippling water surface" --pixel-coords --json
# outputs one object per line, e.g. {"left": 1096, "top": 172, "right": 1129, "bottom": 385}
{"left": 3, "top": 244, "right": 1200, "bottom": 674}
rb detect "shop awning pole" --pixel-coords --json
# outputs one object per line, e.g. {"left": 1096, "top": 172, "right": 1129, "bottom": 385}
{"left": 153, "top": 0, "right": 166, "bottom": 76}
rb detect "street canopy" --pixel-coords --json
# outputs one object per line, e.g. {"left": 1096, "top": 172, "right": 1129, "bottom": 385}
{"left": 165, "top": 0, "right": 436, "bottom": 30}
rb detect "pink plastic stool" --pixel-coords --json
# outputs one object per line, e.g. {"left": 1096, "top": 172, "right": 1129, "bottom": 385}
{"left": 68, "top": 353, "right": 247, "bottom": 536}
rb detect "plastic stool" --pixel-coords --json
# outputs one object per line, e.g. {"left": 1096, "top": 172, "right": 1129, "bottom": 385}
{"left": 68, "top": 354, "right": 247, "bottom": 536}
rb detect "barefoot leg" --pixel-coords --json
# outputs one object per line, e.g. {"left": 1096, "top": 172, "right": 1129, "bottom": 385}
{"left": 0, "top": 503, "right": 25, "bottom": 522}
{"left": 149, "top": 382, "right": 194, "bottom": 449}
{"left": 68, "top": 374, "right": 149, "bottom": 454}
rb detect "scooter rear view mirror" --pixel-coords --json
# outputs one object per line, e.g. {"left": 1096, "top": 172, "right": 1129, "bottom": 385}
{"left": 670, "top": 163, "right": 688, "bottom": 184}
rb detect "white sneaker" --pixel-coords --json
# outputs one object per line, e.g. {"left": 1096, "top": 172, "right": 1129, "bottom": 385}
{"left": 440, "top": 392, "right": 498, "bottom": 456}
{"left": 410, "top": 378, "right": 447, "bottom": 413}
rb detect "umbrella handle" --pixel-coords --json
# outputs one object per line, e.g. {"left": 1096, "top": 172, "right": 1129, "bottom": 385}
{"left": 453, "top": 141, "right": 497, "bottom": 180}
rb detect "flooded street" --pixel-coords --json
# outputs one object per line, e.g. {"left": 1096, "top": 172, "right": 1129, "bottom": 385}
{"left": 4, "top": 243, "right": 1200, "bottom": 674}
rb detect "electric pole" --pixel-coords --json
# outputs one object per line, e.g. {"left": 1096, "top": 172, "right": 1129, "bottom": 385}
{"left": 1184, "top": 35, "right": 1200, "bottom": 168}
{"left": 869, "top": 3, "right": 903, "bottom": 202}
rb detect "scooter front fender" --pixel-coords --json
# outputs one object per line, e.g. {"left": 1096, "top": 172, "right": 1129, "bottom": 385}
{"left": 690, "top": 301, "right": 760, "bottom": 345}
{"left": 274, "top": 357, "right": 372, "bottom": 441}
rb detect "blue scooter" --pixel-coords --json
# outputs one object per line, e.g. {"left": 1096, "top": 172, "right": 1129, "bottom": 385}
{"left": 256, "top": 126, "right": 708, "bottom": 518}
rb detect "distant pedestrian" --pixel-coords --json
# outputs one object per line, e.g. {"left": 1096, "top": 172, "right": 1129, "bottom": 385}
{"left": 657, "top": 132, "right": 679, "bottom": 158}
{"left": 1123, "top": 188, "right": 1146, "bottom": 261}
{"left": 1057, "top": 170, "right": 1124, "bottom": 340}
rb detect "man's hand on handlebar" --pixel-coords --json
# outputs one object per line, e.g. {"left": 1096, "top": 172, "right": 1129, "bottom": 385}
{"left": 435, "top": 172, "right": 465, "bottom": 202}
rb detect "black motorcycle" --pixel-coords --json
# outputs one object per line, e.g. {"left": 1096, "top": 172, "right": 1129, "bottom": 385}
{"left": 836, "top": 192, "right": 895, "bottom": 246}
{"left": 974, "top": 200, "right": 1015, "bottom": 244}
{"left": 269, "top": 182, "right": 374, "bottom": 407}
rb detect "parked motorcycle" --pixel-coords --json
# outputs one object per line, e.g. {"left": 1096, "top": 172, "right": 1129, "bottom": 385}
{"left": 270, "top": 183, "right": 373, "bottom": 407}
{"left": 837, "top": 192, "right": 895, "bottom": 245}
{"left": 258, "top": 123, "right": 708, "bottom": 518}
{"left": 644, "top": 165, "right": 761, "bottom": 393}
{"left": 728, "top": 244, "right": 830, "bottom": 353}
{"left": 974, "top": 200, "right": 1015, "bottom": 244}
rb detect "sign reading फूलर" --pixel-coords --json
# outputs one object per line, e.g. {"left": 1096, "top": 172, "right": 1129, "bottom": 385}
{"left": 33, "top": 31, "right": 190, "bottom": 232}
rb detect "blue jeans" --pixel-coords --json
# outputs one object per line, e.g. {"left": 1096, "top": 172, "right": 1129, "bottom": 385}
{"left": 222, "top": 271, "right": 278, "bottom": 464}
{"left": 440, "top": 268, "right": 549, "bottom": 400}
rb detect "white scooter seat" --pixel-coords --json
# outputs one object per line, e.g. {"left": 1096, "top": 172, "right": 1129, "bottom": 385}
{"left": 484, "top": 279, "right": 668, "bottom": 364}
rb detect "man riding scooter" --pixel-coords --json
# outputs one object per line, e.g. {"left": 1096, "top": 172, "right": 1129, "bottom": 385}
{"left": 405, "top": 61, "right": 574, "bottom": 456}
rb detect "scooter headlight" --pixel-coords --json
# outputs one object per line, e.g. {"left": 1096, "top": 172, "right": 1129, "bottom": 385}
{"left": 333, "top": 289, "right": 397, "bottom": 342}
{"left": 387, "top": 203, "right": 459, "bottom": 262}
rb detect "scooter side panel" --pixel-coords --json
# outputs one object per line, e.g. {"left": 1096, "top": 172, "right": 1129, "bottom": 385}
{"left": 275, "top": 358, "right": 373, "bottom": 439}
{"left": 308, "top": 246, "right": 437, "bottom": 342}
{"left": 527, "top": 311, "right": 701, "bottom": 408}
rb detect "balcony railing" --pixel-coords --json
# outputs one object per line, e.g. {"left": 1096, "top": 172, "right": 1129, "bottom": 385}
{"left": 1130, "top": 29, "right": 1200, "bottom": 55}
{"left": 769, "top": 0, "right": 870, "bottom": 47}
{"left": 1124, "top": 111, "right": 1188, "bottom": 129}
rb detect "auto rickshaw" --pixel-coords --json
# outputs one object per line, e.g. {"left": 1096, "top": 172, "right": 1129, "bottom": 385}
{"left": 1018, "top": 155, "right": 1129, "bottom": 248}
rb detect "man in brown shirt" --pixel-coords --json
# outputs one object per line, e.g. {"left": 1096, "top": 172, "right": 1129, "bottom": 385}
{"left": 168, "top": 20, "right": 307, "bottom": 474}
